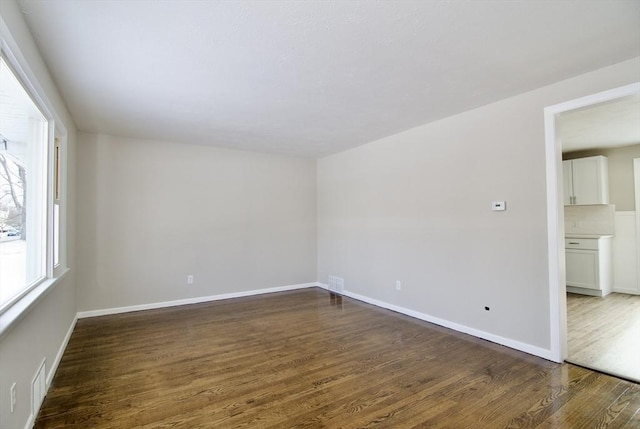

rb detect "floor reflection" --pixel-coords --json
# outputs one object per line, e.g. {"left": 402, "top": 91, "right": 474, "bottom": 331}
{"left": 329, "top": 292, "right": 343, "bottom": 309}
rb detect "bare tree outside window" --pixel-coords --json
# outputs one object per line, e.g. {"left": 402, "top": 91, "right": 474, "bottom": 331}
{"left": 0, "top": 143, "right": 26, "bottom": 239}
{"left": 0, "top": 56, "right": 48, "bottom": 310}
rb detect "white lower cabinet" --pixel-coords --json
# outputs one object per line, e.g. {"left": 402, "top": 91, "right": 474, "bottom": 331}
{"left": 565, "top": 237, "right": 612, "bottom": 297}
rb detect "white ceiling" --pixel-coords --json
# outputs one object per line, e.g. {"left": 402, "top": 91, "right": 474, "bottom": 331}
{"left": 559, "top": 93, "right": 640, "bottom": 153}
{"left": 16, "top": 0, "right": 640, "bottom": 158}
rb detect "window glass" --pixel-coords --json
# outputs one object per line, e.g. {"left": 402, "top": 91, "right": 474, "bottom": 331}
{"left": 53, "top": 137, "right": 60, "bottom": 267}
{"left": 53, "top": 203, "right": 59, "bottom": 267}
{"left": 0, "top": 56, "right": 48, "bottom": 311}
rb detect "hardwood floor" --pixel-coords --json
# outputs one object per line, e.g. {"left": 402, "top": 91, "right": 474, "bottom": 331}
{"left": 36, "top": 289, "right": 640, "bottom": 428}
{"left": 567, "top": 292, "right": 640, "bottom": 382}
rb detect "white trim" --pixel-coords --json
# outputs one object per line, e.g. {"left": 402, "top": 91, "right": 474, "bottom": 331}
{"left": 26, "top": 315, "right": 76, "bottom": 429}
{"left": 634, "top": 159, "right": 640, "bottom": 294}
{"left": 0, "top": 268, "right": 69, "bottom": 341}
{"left": 52, "top": 131, "right": 68, "bottom": 274}
{"left": 320, "top": 285, "right": 553, "bottom": 360}
{"left": 544, "top": 82, "right": 640, "bottom": 363}
{"left": 612, "top": 211, "right": 638, "bottom": 294}
{"left": 24, "top": 406, "right": 34, "bottom": 429}
{"left": 31, "top": 359, "right": 46, "bottom": 422}
{"left": 543, "top": 106, "right": 566, "bottom": 363}
{"left": 315, "top": 282, "right": 329, "bottom": 291}
{"left": 24, "top": 416, "right": 34, "bottom": 429}
{"left": 23, "top": 358, "right": 45, "bottom": 429}
{"left": 0, "top": 16, "right": 67, "bottom": 137}
{"left": 613, "top": 287, "right": 639, "bottom": 295}
{"left": 0, "top": 15, "right": 71, "bottom": 323}
{"left": 47, "top": 314, "right": 77, "bottom": 387}
{"left": 77, "top": 283, "right": 319, "bottom": 318}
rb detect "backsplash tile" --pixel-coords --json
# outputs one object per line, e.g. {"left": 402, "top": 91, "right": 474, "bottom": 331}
{"left": 564, "top": 205, "right": 616, "bottom": 236}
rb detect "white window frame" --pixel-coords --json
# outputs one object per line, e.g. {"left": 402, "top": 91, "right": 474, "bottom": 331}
{"left": 0, "top": 18, "right": 68, "bottom": 336}
{"left": 51, "top": 133, "right": 66, "bottom": 274}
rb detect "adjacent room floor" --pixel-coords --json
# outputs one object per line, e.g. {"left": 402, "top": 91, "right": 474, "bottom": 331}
{"left": 36, "top": 289, "right": 640, "bottom": 428}
{"left": 567, "top": 292, "right": 640, "bottom": 383}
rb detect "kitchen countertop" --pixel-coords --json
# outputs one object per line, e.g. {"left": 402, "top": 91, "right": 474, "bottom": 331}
{"left": 565, "top": 233, "right": 614, "bottom": 239}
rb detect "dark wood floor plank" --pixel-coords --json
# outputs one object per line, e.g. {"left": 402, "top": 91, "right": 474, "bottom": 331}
{"left": 35, "top": 288, "right": 640, "bottom": 428}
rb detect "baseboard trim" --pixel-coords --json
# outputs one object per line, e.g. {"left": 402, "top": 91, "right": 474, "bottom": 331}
{"left": 76, "top": 282, "right": 552, "bottom": 372}
{"left": 23, "top": 315, "right": 79, "bottom": 429}
{"left": 48, "top": 314, "right": 77, "bottom": 387}
{"left": 315, "top": 282, "right": 329, "bottom": 290}
{"left": 317, "top": 283, "right": 554, "bottom": 361}
{"left": 612, "top": 287, "right": 640, "bottom": 295}
{"left": 566, "top": 286, "right": 603, "bottom": 297}
{"left": 24, "top": 412, "right": 34, "bottom": 429}
{"left": 77, "top": 282, "right": 319, "bottom": 319}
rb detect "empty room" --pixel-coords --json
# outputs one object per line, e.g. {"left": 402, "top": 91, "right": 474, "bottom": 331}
{"left": 1, "top": 1, "right": 639, "bottom": 428}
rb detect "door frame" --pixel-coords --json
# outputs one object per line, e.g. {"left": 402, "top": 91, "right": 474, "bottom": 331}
{"left": 544, "top": 82, "right": 640, "bottom": 362}
{"left": 635, "top": 158, "right": 640, "bottom": 293}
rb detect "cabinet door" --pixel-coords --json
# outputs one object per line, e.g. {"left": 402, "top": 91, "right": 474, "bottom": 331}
{"left": 563, "top": 160, "right": 573, "bottom": 205}
{"left": 566, "top": 250, "right": 599, "bottom": 289}
{"left": 571, "top": 157, "right": 607, "bottom": 205}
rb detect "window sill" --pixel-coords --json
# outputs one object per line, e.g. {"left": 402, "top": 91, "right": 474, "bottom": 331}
{"left": 0, "top": 267, "right": 69, "bottom": 341}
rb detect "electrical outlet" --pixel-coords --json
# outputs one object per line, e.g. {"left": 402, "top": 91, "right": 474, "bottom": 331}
{"left": 187, "top": 275, "right": 194, "bottom": 284}
{"left": 10, "top": 382, "right": 16, "bottom": 413}
{"left": 395, "top": 280, "right": 401, "bottom": 291}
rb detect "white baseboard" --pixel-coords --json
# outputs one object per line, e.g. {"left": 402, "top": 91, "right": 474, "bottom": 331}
{"left": 315, "top": 282, "right": 329, "bottom": 290}
{"left": 21, "top": 315, "right": 79, "bottom": 429}
{"left": 24, "top": 413, "right": 34, "bottom": 429}
{"left": 77, "top": 282, "right": 319, "bottom": 319}
{"left": 611, "top": 287, "right": 640, "bottom": 295}
{"left": 48, "top": 314, "right": 77, "bottom": 387}
{"left": 23, "top": 314, "right": 77, "bottom": 429}
{"left": 316, "top": 283, "right": 554, "bottom": 361}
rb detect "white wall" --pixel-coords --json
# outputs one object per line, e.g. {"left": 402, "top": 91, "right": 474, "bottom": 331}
{"left": 318, "top": 58, "right": 640, "bottom": 355}
{"left": 613, "top": 212, "right": 638, "bottom": 294}
{"left": 77, "top": 133, "right": 317, "bottom": 312}
{"left": 0, "top": 2, "right": 637, "bottom": 426}
{"left": 0, "top": 1, "right": 77, "bottom": 428}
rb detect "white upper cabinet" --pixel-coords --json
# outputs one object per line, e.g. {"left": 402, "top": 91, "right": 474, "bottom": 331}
{"left": 563, "top": 160, "right": 574, "bottom": 206}
{"left": 563, "top": 156, "right": 609, "bottom": 205}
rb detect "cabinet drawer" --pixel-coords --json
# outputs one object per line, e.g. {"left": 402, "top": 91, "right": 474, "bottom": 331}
{"left": 565, "top": 238, "right": 599, "bottom": 250}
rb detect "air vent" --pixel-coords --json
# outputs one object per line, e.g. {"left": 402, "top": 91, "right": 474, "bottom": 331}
{"left": 32, "top": 360, "right": 46, "bottom": 418}
{"left": 328, "top": 276, "right": 344, "bottom": 293}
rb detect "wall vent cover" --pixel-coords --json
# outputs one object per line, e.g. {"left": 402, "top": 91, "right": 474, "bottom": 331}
{"left": 32, "top": 359, "right": 46, "bottom": 418}
{"left": 328, "top": 276, "right": 344, "bottom": 293}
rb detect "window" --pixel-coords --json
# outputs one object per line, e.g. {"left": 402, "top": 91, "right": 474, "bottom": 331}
{"left": 53, "top": 137, "right": 61, "bottom": 267}
{"left": 0, "top": 54, "right": 60, "bottom": 314}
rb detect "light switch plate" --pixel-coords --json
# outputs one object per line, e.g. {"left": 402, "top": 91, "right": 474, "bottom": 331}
{"left": 491, "top": 201, "right": 506, "bottom": 211}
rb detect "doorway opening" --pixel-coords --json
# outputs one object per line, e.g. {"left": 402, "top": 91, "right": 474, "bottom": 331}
{"left": 545, "top": 82, "right": 640, "bottom": 381}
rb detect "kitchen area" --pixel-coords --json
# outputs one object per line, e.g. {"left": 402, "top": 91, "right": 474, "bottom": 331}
{"left": 563, "top": 155, "right": 614, "bottom": 297}
{"left": 558, "top": 93, "right": 640, "bottom": 382}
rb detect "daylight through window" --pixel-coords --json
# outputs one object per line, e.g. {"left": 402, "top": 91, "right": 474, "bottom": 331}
{"left": 0, "top": 56, "right": 49, "bottom": 311}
